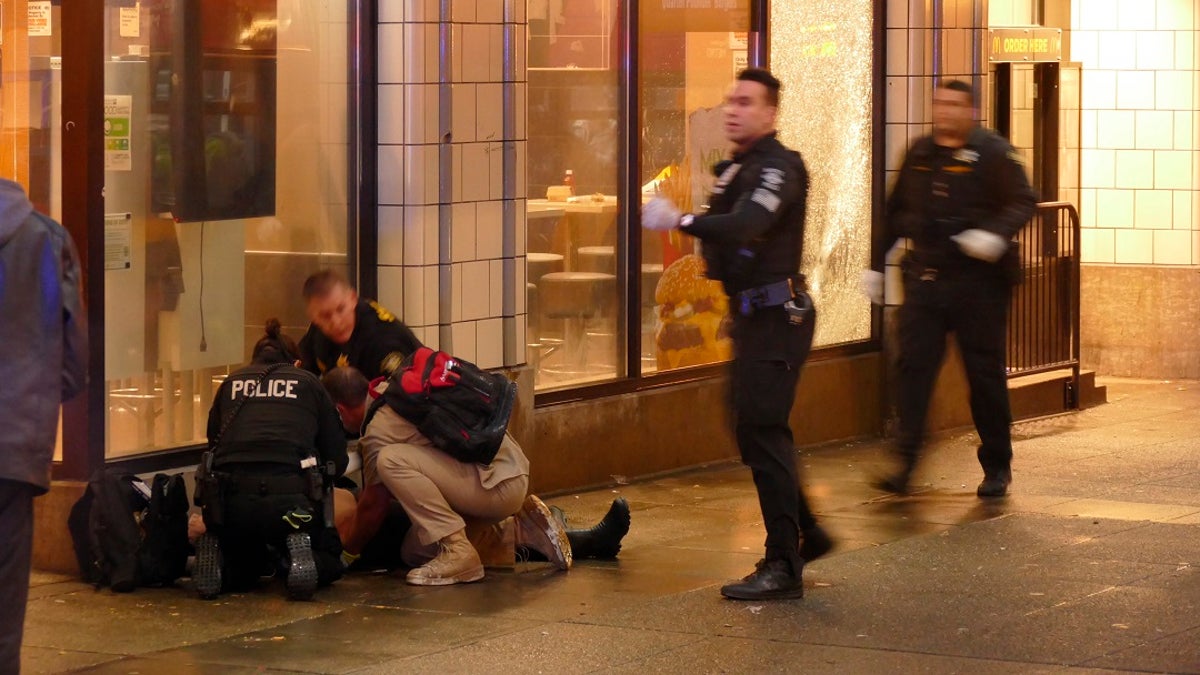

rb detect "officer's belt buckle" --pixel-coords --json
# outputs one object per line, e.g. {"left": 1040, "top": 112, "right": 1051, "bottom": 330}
{"left": 919, "top": 267, "right": 938, "bottom": 282}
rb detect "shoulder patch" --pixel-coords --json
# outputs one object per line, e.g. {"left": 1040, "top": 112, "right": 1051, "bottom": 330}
{"left": 369, "top": 300, "right": 397, "bottom": 323}
{"left": 1007, "top": 150, "right": 1025, "bottom": 165}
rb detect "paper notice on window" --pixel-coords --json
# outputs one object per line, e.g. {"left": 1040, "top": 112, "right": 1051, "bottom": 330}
{"left": 119, "top": 5, "right": 140, "bottom": 38}
{"left": 27, "top": 0, "right": 51, "bottom": 37}
{"left": 105, "top": 213, "right": 133, "bottom": 271}
{"left": 104, "top": 95, "right": 133, "bottom": 171}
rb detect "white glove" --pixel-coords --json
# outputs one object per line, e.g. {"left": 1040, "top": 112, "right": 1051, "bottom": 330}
{"left": 951, "top": 228, "right": 1009, "bottom": 263}
{"left": 859, "top": 270, "right": 884, "bottom": 305}
{"left": 641, "top": 197, "right": 682, "bottom": 231}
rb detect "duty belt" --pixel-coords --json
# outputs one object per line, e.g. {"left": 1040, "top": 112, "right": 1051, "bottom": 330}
{"left": 218, "top": 472, "right": 309, "bottom": 496}
{"left": 736, "top": 277, "right": 804, "bottom": 316}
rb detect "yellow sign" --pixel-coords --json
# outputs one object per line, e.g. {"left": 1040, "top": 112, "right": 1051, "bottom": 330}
{"left": 989, "top": 27, "right": 1061, "bottom": 63}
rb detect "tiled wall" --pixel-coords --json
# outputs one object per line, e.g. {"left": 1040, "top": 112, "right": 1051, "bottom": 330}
{"left": 376, "top": 0, "right": 527, "bottom": 369}
{"left": 1072, "top": 0, "right": 1200, "bottom": 266}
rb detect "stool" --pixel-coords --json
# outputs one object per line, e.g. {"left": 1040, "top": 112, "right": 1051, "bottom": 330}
{"left": 577, "top": 245, "right": 615, "bottom": 274}
{"left": 527, "top": 252, "right": 565, "bottom": 284}
{"left": 538, "top": 271, "right": 617, "bottom": 379}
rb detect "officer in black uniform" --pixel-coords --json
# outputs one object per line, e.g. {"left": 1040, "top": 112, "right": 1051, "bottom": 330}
{"left": 194, "top": 319, "right": 349, "bottom": 600}
{"left": 864, "top": 79, "right": 1036, "bottom": 498}
{"left": 298, "top": 268, "right": 422, "bottom": 380}
{"left": 643, "top": 68, "right": 832, "bottom": 601}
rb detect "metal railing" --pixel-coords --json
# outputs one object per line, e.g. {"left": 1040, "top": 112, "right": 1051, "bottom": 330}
{"left": 1006, "top": 201, "right": 1081, "bottom": 407}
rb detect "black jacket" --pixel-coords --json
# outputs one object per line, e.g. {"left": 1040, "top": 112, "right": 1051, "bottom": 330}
{"left": 207, "top": 362, "right": 348, "bottom": 475}
{"left": 686, "top": 132, "right": 809, "bottom": 297}
{"left": 299, "top": 299, "right": 422, "bottom": 380}
{"left": 882, "top": 127, "right": 1037, "bottom": 271}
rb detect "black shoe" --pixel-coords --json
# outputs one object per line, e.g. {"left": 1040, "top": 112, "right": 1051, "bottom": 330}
{"left": 566, "top": 498, "right": 631, "bottom": 559}
{"left": 976, "top": 469, "right": 1012, "bottom": 498}
{"left": 799, "top": 526, "right": 834, "bottom": 563}
{"left": 720, "top": 558, "right": 803, "bottom": 601}
{"left": 874, "top": 472, "right": 911, "bottom": 496}
{"left": 285, "top": 532, "right": 318, "bottom": 601}
{"left": 193, "top": 533, "right": 222, "bottom": 600}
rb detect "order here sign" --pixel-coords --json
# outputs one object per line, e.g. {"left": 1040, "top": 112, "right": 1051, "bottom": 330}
{"left": 989, "top": 27, "right": 1062, "bottom": 63}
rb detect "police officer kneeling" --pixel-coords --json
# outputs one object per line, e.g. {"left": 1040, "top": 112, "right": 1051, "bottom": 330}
{"left": 193, "top": 319, "right": 349, "bottom": 600}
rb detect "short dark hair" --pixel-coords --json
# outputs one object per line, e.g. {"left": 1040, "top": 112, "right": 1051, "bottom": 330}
{"left": 321, "top": 366, "right": 369, "bottom": 408}
{"left": 251, "top": 318, "right": 299, "bottom": 365}
{"left": 302, "top": 268, "right": 353, "bottom": 301}
{"left": 937, "top": 79, "right": 976, "bottom": 106}
{"left": 736, "top": 68, "right": 781, "bottom": 107}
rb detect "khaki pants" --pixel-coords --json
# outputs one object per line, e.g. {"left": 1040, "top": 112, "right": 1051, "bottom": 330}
{"left": 375, "top": 437, "right": 527, "bottom": 567}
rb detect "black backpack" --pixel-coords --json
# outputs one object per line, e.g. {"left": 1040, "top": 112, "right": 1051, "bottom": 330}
{"left": 369, "top": 346, "right": 517, "bottom": 465}
{"left": 67, "top": 470, "right": 190, "bottom": 592}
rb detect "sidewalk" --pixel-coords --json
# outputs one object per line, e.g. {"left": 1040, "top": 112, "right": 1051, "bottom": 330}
{"left": 22, "top": 378, "right": 1200, "bottom": 674}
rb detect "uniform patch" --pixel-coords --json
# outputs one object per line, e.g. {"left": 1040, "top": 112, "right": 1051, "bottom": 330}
{"left": 953, "top": 148, "right": 980, "bottom": 163}
{"left": 760, "top": 167, "right": 786, "bottom": 188}
{"left": 370, "top": 300, "right": 397, "bottom": 323}
{"left": 751, "top": 188, "right": 781, "bottom": 213}
{"left": 712, "top": 162, "right": 742, "bottom": 195}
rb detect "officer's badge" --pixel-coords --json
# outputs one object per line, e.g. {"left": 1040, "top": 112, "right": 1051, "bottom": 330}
{"left": 336, "top": 354, "right": 350, "bottom": 369}
{"left": 380, "top": 352, "right": 404, "bottom": 376}
{"left": 953, "top": 148, "right": 980, "bottom": 163}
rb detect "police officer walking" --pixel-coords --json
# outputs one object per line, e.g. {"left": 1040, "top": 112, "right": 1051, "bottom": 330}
{"left": 863, "top": 79, "right": 1036, "bottom": 498}
{"left": 194, "top": 319, "right": 349, "bottom": 600}
{"left": 643, "top": 68, "right": 832, "bottom": 600}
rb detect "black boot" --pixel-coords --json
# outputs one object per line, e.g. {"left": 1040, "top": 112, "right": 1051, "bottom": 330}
{"left": 720, "top": 558, "right": 803, "bottom": 600}
{"left": 565, "top": 498, "right": 631, "bottom": 559}
{"left": 799, "top": 525, "right": 834, "bottom": 563}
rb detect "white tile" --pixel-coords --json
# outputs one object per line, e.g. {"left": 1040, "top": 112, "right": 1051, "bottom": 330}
{"left": 1081, "top": 228, "right": 1116, "bottom": 264}
{"left": 451, "top": 0, "right": 477, "bottom": 23}
{"left": 908, "top": 28, "right": 928, "bottom": 75}
{"left": 1080, "top": 188, "right": 1097, "bottom": 228}
{"left": 1081, "top": 148, "right": 1116, "bottom": 189}
{"left": 452, "top": 144, "right": 464, "bottom": 202}
{"left": 1096, "top": 189, "right": 1134, "bottom": 228}
{"left": 1081, "top": 69, "right": 1117, "bottom": 109}
{"left": 451, "top": 24, "right": 465, "bottom": 83}
{"left": 515, "top": 139, "right": 527, "bottom": 200}
{"left": 462, "top": 142, "right": 490, "bottom": 202}
{"left": 403, "top": 266, "right": 427, "bottom": 326}
{"left": 378, "top": 85, "right": 405, "bottom": 144}
{"left": 451, "top": 263, "right": 463, "bottom": 322}
{"left": 450, "top": 321, "right": 478, "bottom": 363}
{"left": 514, "top": 256, "right": 526, "bottom": 315}
{"left": 1156, "top": 70, "right": 1194, "bottom": 110}
{"left": 403, "top": 205, "right": 439, "bottom": 266}
{"left": 424, "top": 266, "right": 441, "bottom": 327}
{"left": 476, "top": 200, "right": 504, "bottom": 259}
{"left": 378, "top": 206, "right": 405, "bottom": 265}
{"left": 489, "top": 140, "right": 504, "bottom": 200}
{"left": 404, "top": 84, "right": 434, "bottom": 144}
{"left": 452, "top": 83, "right": 477, "bottom": 143}
{"left": 887, "top": 0, "right": 908, "bottom": 28}
{"left": 402, "top": 146, "right": 427, "bottom": 205}
{"left": 1134, "top": 110, "right": 1174, "bottom": 150}
{"left": 451, "top": 202, "right": 476, "bottom": 263}
{"left": 489, "top": 24, "right": 505, "bottom": 82}
{"left": 508, "top": 0, "right": 526, "bottom": 25}
{"left": 1154, "top": 150, "right": 1193, "bottom": 189}
{"left": 1134, "top": 189, "right": 1173, "bottom": 228}
{"left": 1153, "top": 229, "right": 1192, "bottom": 264}
{"left": 1120, "top": 0, "right": 1158, "bottom": 30}
{"left": 378, "top": 146, "right": 405, "bottom": 204}
{"left": 464, "top": 24, "right": 492, "bottom": 82}
{"left": 1115, "top": 228, "right": 1154, "bottom": 263}
{"left": 886, "top": 29, "right": 908, "bottom": 77}
{"left": 943, "top": 28, "right": 968, "bottom": 76}
{"left": 1115, "top": 150, "right": 1154, "bottom": 189}
{"left": 514, "top": 82, "right": 527, "bottom": 140}
{"left": 885, "top": 77, "right": 906, "bottom": 124}
{"left": 1078, "top": 0, "right": 1117, "bottom": 30}
{"left": 1194, "top": 230, "right": 1200, "bottom": 265}
{"left": 513, "top": 25, "right": 527, "bottom": 80}
{"left": 1173, "top": 190, "right": 1193, "bottom": 229}
{"left": 379, "top": 0, "right": 403, "bottom": 23}
{"left": 489, "top": 259, "right": 505, "bottom": 317}
{"left": 1136, "top": 30, "right": 1175, "bottom": 69}
{"left": 1176, "top": 30, "right": 1195, "bottom": 70}
{"left": 462, "top": 260, "right": 491, "bottom": 320}
{"left": 377, "top": 265, "right": 405, "bottom": 321}
{"left": 1158, "top": 0, "right": 1194, "bottom": 30}
{"left": 403, "top": 24, "right": 426, "bottom": 84}
{"left": 425, "top": 25, "right": 441, "bottom": 85}
{"left": 1081, "top": 110, "right": 1098, "bottom": 148}
{"left": 477, "top": 83, "right": 503, "bottom": 142}
{"left": 908, "top": 76, "right": 930, "bottom": 124}
{"left": 475, "top": 318, "right": 503, "bottom": 369}
{"left": 378, "top": 24, "right": 405, "bottom": 84}
{"left": 1116, "top": 70, "right": 1154, "bottom": 110}
{"left": 1070, "top": 30, "right": 1099, "bottom": 66}
{"left": 407, "top": 0, "right": 440, "bottom": 22}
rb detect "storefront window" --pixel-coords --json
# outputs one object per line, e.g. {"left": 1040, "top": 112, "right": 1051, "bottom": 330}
{"left": 638, "top": 6, "right": 751, "bottom": 373}
{"left": 102, "top": 1, "right": 352, "bottom": 457}
{"left": 526, "top": 0, "right": 622, "bottom": 390}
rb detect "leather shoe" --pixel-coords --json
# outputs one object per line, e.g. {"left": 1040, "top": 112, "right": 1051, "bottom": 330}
{"left": 720, "top": 559, "right": 803, "bottom": 600}
{"left": 799, "top": 526, "right": 834, "bottom": 563}
{"left": 976, "top": 469, "right": 1012, "bottom": 498}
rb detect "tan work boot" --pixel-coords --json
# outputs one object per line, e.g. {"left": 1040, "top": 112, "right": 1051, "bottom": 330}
{"left": 515, "top": 495, "right": 572, "bottom": 570}
{"left": 468, "top": 520, "right": 517, "bottom": 569}
{"left": 405, "top": 530, "right": 485, "bottom": 586}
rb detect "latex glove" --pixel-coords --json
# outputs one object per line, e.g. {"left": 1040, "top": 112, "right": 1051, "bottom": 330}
{"left": 859, "top": 270, "right": 884, "bottom": 305}
{"left": 641, "top": 197, "right": 682, "bottom": 231}
{"left": 951, "top": 228, "right": 1009, "bottom": 263}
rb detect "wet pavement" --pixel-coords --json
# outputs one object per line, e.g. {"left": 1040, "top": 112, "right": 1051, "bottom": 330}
{"left": 22, "top": 377, "right": 1200, "bottom": 674}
